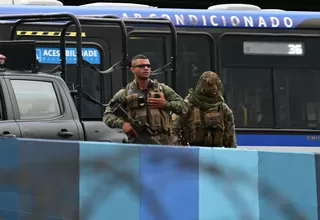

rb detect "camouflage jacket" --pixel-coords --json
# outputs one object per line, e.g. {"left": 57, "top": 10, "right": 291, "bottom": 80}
{"left": 173, "top": 102, "right": 237, "bottom": 148}
{"left": 103, "top": 80, "right": 188, "bottom": 129}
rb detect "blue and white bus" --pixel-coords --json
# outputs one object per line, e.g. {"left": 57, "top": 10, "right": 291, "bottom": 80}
{"left": 0, "top": 1, "right": 320, "bottom": 150}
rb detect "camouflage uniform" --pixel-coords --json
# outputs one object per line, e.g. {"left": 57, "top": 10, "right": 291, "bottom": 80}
{"left": 103, "top": 79, "right": 188, "bottom": 145}
{"left": 173, "top": 71, "right": 237, "bottom": 148}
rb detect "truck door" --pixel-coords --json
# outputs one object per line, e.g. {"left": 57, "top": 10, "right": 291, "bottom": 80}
{"left": 5, "top": 76, "right": 81, "bottom": 140}
{"left": 0, "top": 76, "right": 21, "bottom": 138}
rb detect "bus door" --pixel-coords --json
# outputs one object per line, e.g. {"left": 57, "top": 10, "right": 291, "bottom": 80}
{"left": 128, "top": 30, "right": 215, "bottom": 98}
{"left": 126, "top": 18, "right": 177, "bottom": 90}
{"left": 220, "top": 33, "right": 320, "bottom": 131}
{"left": 73, "top": 22, "right": 132, "bottom": 98}
{"left": 128, "top": 34, "right": 168, "bottom": 84}
{"left": 10, "top": 16, "right": 132, "bottom": 119}
{"left": 12, "top": 28, "right": 107, "bottom": 119}
{"left": 35, "top": 41, "right": 105, "bottom": 119}
{"left": 11, "top": 21, "right": 127, "bottom": 100}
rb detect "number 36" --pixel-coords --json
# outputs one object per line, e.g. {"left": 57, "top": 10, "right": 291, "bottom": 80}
{"left": 288, "top": 44, "right": 303, "bottom": 55}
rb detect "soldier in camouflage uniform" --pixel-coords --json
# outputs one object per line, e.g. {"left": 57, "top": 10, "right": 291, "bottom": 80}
{"left": 173, "top": 71, "right": 237, "bottom": 148}
{"left": 103, "top": 54, "right": 188, "bottom": 145}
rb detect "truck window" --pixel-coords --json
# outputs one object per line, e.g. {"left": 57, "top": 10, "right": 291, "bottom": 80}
{"left": 11, "top": 80, "right": 61, "bottom": 120}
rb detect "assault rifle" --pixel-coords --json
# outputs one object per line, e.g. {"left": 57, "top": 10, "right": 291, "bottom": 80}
{"left": 112, "top": 104, "right": 160, "bottom": 145}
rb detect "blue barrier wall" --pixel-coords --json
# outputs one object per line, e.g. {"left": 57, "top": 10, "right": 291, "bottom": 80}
{"left": 0, "top": 138, "right": 318, "bottom": 220}
{"left": 0, "top": 138, "right": 79, "bottom": 219}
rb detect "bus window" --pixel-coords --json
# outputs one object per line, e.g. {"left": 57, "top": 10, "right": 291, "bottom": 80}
{"left": 128, "top": 36, "right": 166, "bottom": 84}
{"left": 177, "top": 35, "right": 213, "bottom": 98}
{"left": 274, "top": 68, "right": 320, "bottom": 129}
{"left": 222, "top": 68, "right": 274, "bottom": 128}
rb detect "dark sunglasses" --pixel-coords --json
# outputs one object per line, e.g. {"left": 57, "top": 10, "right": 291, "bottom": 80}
{"left": 132, "top": 64, "right": 152, "bottom": 68}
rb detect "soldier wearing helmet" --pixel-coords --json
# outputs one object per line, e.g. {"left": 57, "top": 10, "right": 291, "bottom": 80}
{"left": 173, "top": 71, "right": 237, "bottom": 147}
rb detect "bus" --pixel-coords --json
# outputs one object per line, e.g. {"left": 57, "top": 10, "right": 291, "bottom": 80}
{"left": 0, "top": 1, "right": 320, "bottom": 151}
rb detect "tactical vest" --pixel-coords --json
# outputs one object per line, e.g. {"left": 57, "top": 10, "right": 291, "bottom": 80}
{"left": 183, "top": 105, "right": 224, "bottom": 146}
{"left": 125, "top": 80, "right": 172, "bottom": 135}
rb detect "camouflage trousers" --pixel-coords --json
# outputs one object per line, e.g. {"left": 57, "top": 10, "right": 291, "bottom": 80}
{"left": 153, "top": 134, "right": 190, "bottom": 147}
{"left": 152, "top": 133, "right": 175, "bottom": 145}
{"left": 128, "top": 133, "right": 186, "bottom": 146}
{"left": 127, "top": 133, "right": 175, "bottom": 145}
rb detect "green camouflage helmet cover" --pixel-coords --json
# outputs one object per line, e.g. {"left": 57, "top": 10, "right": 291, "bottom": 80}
{"left": 195, "top": 71, "right": 223, "bottom": 97}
